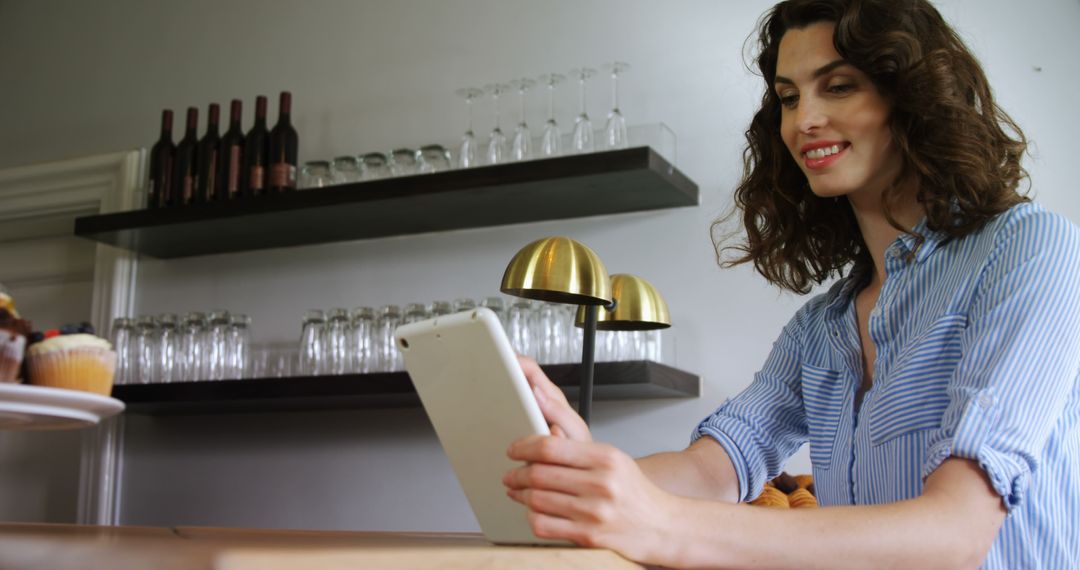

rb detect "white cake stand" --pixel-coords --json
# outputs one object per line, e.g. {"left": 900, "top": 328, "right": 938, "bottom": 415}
{"left": 0, "top": 383, "right": 124, "bottom": 430}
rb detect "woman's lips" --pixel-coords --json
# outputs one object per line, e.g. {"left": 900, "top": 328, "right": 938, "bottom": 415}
{"left": 802, "top": 142, "right": 849, "bottom": 170}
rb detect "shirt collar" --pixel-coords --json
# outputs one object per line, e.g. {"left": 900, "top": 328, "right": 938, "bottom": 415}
{"left": 895, "top": 216, "right": 948, "bottom": 263}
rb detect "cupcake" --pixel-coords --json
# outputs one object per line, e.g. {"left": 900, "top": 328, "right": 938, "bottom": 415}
{"left": 0, "top": 308, "right": 31, "bottom": 382}
{"left": 27, "top": 332, "right": 117, "bottom": 395}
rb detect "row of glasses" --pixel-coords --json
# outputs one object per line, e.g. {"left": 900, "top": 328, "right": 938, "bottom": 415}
{"left": 457, "top": 62, "right": 631, "bottom": 167}
{"left": 111, "top": 311, "right": 252, "bottom": 384}
{"left": 294, "top": 296, "right": 664, "bottom": 377}
{"left": 298, "top": 298, "right": 491, "bottom": 376}
{"left": 299, "top": 146, "right": 454, "bottom": 189}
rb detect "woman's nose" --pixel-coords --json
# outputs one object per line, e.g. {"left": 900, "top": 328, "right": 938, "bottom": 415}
{"left": 796, "top": 98, "right": 827, "bottom": 133}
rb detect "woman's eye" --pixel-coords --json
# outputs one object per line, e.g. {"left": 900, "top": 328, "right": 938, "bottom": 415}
{"left": 828, "top": 83, "right": 854, "bottom": 94}
{"left": 778, "top": 94, "right": 799, "bottom": 108}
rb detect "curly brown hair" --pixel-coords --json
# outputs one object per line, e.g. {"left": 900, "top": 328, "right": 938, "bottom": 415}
{"left": 716, "top": 0, "right": 1028, "bottom": 294}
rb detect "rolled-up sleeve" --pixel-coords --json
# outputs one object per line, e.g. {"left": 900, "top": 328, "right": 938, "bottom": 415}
{"left": 693, "top": 314, "right": 810, "bottom": 502}
{"left": 923, "top": 211, "right": 1080, "bottom": 510}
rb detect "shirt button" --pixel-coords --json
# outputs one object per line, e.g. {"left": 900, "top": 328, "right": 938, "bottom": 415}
{"left": 977, "top": 393, "right": 994, "bottom": 409}
{"left": 871, "top": 307, "right": 881, "bottom": 318}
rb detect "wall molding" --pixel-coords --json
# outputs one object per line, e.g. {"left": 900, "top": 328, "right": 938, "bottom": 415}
{"left": 0, "top": 149, "right": 144, "bottom": 525}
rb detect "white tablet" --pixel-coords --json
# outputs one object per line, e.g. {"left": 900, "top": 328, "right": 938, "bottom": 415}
{"left": 396, "top": 307, "right": 569, "bottom": 545}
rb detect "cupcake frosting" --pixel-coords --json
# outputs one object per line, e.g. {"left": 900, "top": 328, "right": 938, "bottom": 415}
{"left": 28, "top": 333, "right": 111, "bottom": 355}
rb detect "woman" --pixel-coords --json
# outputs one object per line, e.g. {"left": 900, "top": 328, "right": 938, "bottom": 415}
{"left": 503, "top": 0, "right": 1080, "bottom": 567}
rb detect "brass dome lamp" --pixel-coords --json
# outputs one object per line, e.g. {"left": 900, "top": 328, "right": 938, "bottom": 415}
{"left": 501, "top": 237, "right": 671, "bottom": 425}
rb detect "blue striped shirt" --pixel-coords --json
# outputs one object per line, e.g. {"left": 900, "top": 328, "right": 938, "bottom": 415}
{"left": 694, "top": 202, "right": 1080, "bottom": 568}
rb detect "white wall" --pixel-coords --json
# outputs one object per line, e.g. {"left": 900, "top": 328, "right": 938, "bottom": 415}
{"left": 1, "top": 0, "right": 1078, "bottom": 530}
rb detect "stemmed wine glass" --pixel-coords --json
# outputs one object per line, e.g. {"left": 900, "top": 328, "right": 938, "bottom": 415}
{"left": 603, "top": 62, "right": 630, "bottom": 150}
{"left": 538, "top": 73, "right": 565, "bottom": 157}
{"left": 510, "top": 78, "right": 536, "bottom": 161}
{"left": 485, "top": 83, "right": 511, "bottom": 165}
{"left": 570, "top": 67, "right": 597, "bottom": 153}
{"left": 455, "top": 87, "right": 483, "bottom": 168}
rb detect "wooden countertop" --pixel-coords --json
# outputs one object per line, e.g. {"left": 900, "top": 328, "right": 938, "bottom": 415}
{"left": 0, "top": 523, "right": 645, "bottom": 570}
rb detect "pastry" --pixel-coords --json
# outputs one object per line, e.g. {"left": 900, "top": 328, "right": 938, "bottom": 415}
{"left": 789, "top": 488, "right": 818, "bottom": 508}
{"left": 750, "top": 485, "right": 790, "bottom": 508}
{"left": 26, "top": 332, "right": 116, "bottom": 395}
{"left": 0, "top": 308, "right": 31, "bottom": 382}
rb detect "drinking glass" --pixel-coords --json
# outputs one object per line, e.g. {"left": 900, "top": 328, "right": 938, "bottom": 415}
{"left": 332, "top": 156, "right": 362, "bottom": 183}
{"left": 570, "top": 67, "right": 597, "bottom": 153}
{"left": 453, "top": 298, "right": 476, "bottom": 313}
{"left": 389, "top": 148, "right": 419, "bottom": 177}
{"left": 603, "top": 62, "right": 630, "bottom": 150}
{"left": 361, "top": 152, "right": 391, "bottom": 180}
{"left": 228, "top": 313, "right": 251, "bottom": 379}
{"left": 479, "top": 296, "right": 508, "bottom": 331}
{"left": 429, "top": 300, "right": 453, "bottom": 317}
{"left": 350, "top": 307, "right": 376, "bottom": 373}
{"left": 300, "top": 161, "right": 333, "bottom": 189}
{"left": 133, "top": 315, "right": 158, "bottom": 384}
{"left": 506, "top": 299, "right": 535, "bottom": 358}
{"left": 535, "top": 303, "right": 565, "bottom": 365}
{"left": 325, "top": 308, "right": 351, "bottom": 375}
{"left": 485, "top": 83, "right": 511, "bottom": 165}
{"left": 204, "top": 310, "right": 231, "bottom": 380}
{"left": 562, "top": 304, "right": 582, "bottom": 364}
{"left": 375, "top": 304, "right": 402, "bottom": 372}
{"left": 510, "top": 78, "right": 536, "bottom": 161}
{"left": 455, "top": 87, "right": 484, "bottom": 168}
{"left": 156, "top": 313, "right": 179, "bottom": 383}
{"left": 110, "top": 317, "right": 136, "bottom": 385}
{"left": 299, "top": 309, "right": 327, "bottom": 376}
{"left": 179, "top": 312, "right": 207, "bottom": 382}
{"left": 417, "top": 145, "right": 452, "bottom": 174}
{"left": 402, "top": 303, "right": 429, "bottom": 326}
{"left": 538, "top": 73, "right": 565, "bottom": 157}
{"left": 645, "top": 329, "right": 662, "bottom": 362}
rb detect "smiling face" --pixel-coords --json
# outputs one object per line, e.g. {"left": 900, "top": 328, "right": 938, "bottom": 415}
{"left": 775, "top": 22, "right": 902, "bottom": 203}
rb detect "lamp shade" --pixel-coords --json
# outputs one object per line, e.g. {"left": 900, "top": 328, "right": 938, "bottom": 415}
{"left": 500, "top": 237, "right": 612, "bottom": 306}
{"left": 576, "top": 273, "right": 671, "bottom": 330}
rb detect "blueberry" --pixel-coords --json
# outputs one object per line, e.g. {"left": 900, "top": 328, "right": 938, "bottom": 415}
{"left": 59, "top": 323, "right": 79, "bottom": 335}
{"left": 77, "top": 322, "right": 95, "bottom": 334}
{"left": 28, "top": 332, "right": 44, "bottom": 344}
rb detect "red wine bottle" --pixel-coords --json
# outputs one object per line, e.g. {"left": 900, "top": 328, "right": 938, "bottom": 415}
{"left": 218, "top": 99, "right": 245, "bottom": 200}
{"left": 172, "top": 107, "right": 199, "bottom": 206}
{"left": 147, "top": 109, "right": 175, "bottom": 208}
{"left": 244, "top": 96, "right": 270, "bottom": 196}
{"left": 268, "top": 91, "right": 299, "bottom": 193}
{"left": 195, "top": 103, "right": 221, "bottom": 203}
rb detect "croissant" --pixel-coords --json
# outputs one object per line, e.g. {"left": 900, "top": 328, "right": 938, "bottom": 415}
{"left": 750, "top": 485, "right": 790, "bottom": 508}
{"left": 789, "top": 488, "right": 818, "bottom": 508}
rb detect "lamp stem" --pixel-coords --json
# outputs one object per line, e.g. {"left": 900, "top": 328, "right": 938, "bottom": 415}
{"left": 579, "top": 304, "right": 599, "bottom": 425}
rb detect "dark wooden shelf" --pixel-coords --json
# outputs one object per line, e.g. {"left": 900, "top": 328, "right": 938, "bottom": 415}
{"left": 74, "top": 147, "right": 698, "bottom": 259}
{"left": 111, "top": 360, "right": 699, "bottom": 415}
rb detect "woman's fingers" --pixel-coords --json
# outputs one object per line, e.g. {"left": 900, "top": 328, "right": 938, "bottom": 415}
{"left": 518, "top": 356, "right": 592, "bottom": 442}
{"left": 518, "top": 356, "right": 569, "bottom": 405}
{"left": 503, "top": 459, "right": 604, "bottom": 495}
{"left": 508, "top": 436, "right": 618, "bottom": 471}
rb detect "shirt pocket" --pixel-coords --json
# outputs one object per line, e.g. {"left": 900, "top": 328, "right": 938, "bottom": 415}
{"left": 869, "top": 313, "right": 967, "bottom": 446}
{"left": 801, "top": 363, "right": 847, "bottom": 470}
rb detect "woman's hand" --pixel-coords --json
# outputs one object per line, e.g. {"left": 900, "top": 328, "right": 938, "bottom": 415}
{"left": 502, "top": 434, "right": 681, "bottom": 564}
{"left": 517, "top": 356, "right": 591, "bottom": 442}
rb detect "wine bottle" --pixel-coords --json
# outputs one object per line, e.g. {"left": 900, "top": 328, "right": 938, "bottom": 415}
{"left": 195, "top": 103, "right": 221, "bottom": 203}
{"left": 147, "top": 109, "right": 175, "bottom": 208}
{"left": 172, "top": 107, "right": 199, "bottom": 206}
{"left": 218, "top": 99, "right": 245, "bottom": 200}
{"left": 268, "top": 91, "right": 299, "bottom": 193}
{"left": 244, "top": 95, "right": 270, "bottom": 196}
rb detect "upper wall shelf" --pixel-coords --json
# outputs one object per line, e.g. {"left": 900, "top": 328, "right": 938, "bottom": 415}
{"left": 73, "top": 146, "right": 698, "bottom": 259}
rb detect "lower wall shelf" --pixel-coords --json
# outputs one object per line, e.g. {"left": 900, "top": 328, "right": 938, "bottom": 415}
{"left": 112, "top": 360, "right": 700, "bottom": 415}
